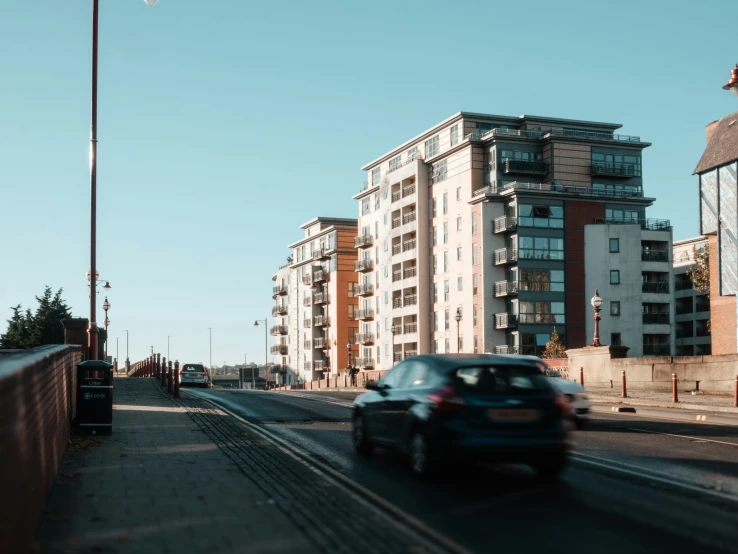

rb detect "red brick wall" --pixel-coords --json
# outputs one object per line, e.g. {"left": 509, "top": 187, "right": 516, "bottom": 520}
{"left": 565, "top": 201, "right": 605, "bottom": 348}
{"left": 0, "top": 345, "right": 83, "bottom": 554}
{"left": 708, "top": 234, "right": 737, "bottom": 354}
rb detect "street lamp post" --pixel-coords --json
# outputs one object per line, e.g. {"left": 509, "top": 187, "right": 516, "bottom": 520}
{"left": 125, "top": 329, "right": 129, "bottom": 372}
{"left": 455, "top": 308, "right": 462, "bottom": 353}
{"left": 102, "top": 297, "right": 110, "bottom": 360}
{"left": 167, "top": 335, "right": 171, "bottom": 360}
{"left": 590, "top": 289, "right": 603, "bottom": 347}
{"left": 254, "top": 319, "right": 268, "bottom": 389}
{"left": 207, "top": 327, "right": 212, "bottom": 383}
{"left": 116, "top": 336, "right": 119, "bottom": 372}
{"left": 723, "top": 64, "right": 738, "bottom": 97}
{"left": 347, "top": 341, "right": 354, "bottom": 386}
{"left": 391, "top": 324, "right": 397, "bottom": 365}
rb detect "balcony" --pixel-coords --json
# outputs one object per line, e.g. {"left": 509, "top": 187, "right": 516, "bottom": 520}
{"left": 355, "top": 283, "right": 374, "bottom": 296}
{"left": 392, "top": 270, "right": 402, "bottom": 282}
{"left": 404, "top": 350, "right": 418, "bottom": 358}
{"left": 391, "top": 217, "right": 401, "bottom": 229}
{"left": 303, "top": 297, "right": 312, "bottom": 307}
{"left": 643, "top": 345, "right": 671, "bottom": 356}
{"left": 501, "top": 159, "right": 548, "bottom": 175}
{"left": 643, "top": 313, "right": 670, "bottom": 324}
{"left": 391, "top": 190, "right": 401, "bottom": 202}
{"left": 314, "top": 360, "right": 329, "bottom": 372}
{"left": 391, "top": 244, "right": 402, "bottom": 255}
{"left": 272, "top": 284, "right": 288, "bottom": 298}
{"left": 494, "top": 248, "right": 518, "bottom": 265}
{"left": 304, "top": 361, "right": 312, "bottom": 371}
{"left": 642, "top": 281, "right": 670, "bottom": 294}
{"left": 495, "top": 345, "right": 519, "bottom": 354}
{"left": 493, "top": 216, "right": 517, "bottom": 234}
{"left": 402, "top": 183, "right": 416, "bottom": 198}
{"left": 313, "top": 270, "right": 327, "bottom": 283}
{"left": 392, "top": 297, "right": 402, "bottom": 309}
{"left": 272, "top": 305, "right": 288, "bottom": 316}
{"left": 495, "top": 313, "right": 518, "bottom": 329}
{"left": 641, "top": 251, "right": 669, "bottom": 262}
{"left": 356, "top": 357, "right": 375, "bottom": 369}
{"left": 313, "top": 292, "right": 329, "bottom": 305}
{"left": 404, "top": 323, "right": 418, "bottom": 334}
{"left": 270, "top": 325, "right": 288, "bottom": 336}
{"left": 271, "top": 344, "right": 288, "bottom": 355}
{"left": 494, "top": 281, "right": 518, "bottom": 297}
{"left": 302, "top": 273, "right": 313, "bottom": 285}
{"left": 403, "top": 212, "right": 417, "bottom": 225}
{"left": 493, "top": 181, "right": 644, "bottom": 200}
{"left": 403, "top": 267, "right": 417, "bottom": 279}
{"left": 355, "top": 309, "right": 374, "bottom": 321}
{"left": 402, "top": 239, "right": 416, "bottom": 252}
{"left": 393, "top": 352, "right": 403, "bottom": 362}
{"left": 312, "top": 248, "right": 329, "bottom": 260}
{"left": 594, "top": 217, "right": 671, "bottom": 231}
{"left": 314, "top": 315, "right": 330, "bottom": 327}
{"left": 590, "top": 162, "right": 641, "bottom": 178}
{"left": 355, "top": 333, "right": 375, "bottom": 345}
{"left": 404, "top": 294, "right": 417, "bottom": 307}
{"left": 314, "top": 337, "right": 326, "bottom": 349}
{"left": 355, "top": 259, "right": 374, "bottom": 272}
{"left": 354, "top": 234, "right": 373, "bottom": 248}
{"left": 390, "top": 325, "right": 403, "bottom": 335}
{"left": 303, "top": 340, "right": 312, "bottom": 349}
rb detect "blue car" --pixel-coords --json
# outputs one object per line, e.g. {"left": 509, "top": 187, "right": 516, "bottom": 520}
{"left": 352, "top": 354, "right": 571, "bottom": 479}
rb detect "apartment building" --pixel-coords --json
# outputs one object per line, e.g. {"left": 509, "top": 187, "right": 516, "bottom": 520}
{"left": 672, "top": 237, "right": 711, "bottom": 356}
{"left": 271, "top": 217, "right": 358, "bottom": 384}
{"left": 356, "top": 112, "right": 670, "bottom": 369}
{"left": 694, "top": 110, "right": 738, "bottom": 354}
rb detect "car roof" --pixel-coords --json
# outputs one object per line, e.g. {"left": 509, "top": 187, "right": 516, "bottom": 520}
{"left": 409, "top": 354, "right": 545, "bottom": 371}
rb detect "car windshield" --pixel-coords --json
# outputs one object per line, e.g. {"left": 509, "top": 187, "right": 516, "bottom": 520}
{"left": 183, "top": 364, "right": 204, "bottom": 372}
{"left": 453, "top": 365, "right": 552, "bottom": 396}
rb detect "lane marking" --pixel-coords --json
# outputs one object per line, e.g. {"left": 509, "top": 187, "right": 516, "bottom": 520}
{"left": 625, "top": 427, "right": 738, "bottom": 448}
{"left": 194, "top": 394, "right": 471, "bottom": 554}
{"left": 572, "top": 452, "right": 738, "bottom": 504}
{"left": 591, "top": 409, "right": 738, "bottom": 428}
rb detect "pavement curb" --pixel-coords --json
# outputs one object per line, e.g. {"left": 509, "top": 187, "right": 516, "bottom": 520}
{"left": 590, "top": 403, "right": 738, "bottom": 427}
{"left": 589, "top": 394, "right": 738, "bottom": 414}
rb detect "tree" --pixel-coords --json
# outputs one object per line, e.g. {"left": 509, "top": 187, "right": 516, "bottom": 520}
{"left": 0, "top": 287, "right": 74, "bottom": 349}
{"left": 542, "top": 327, "right": 567, "bottom": 359}
{"left": 686, "top": 244, "right": 709, "bottom": 292}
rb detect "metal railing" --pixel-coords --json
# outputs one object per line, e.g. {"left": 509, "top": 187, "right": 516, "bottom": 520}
{"left": 313, "top": 292, "right": 329, "bottom": 304}
{"left": 501, "top": 181, "right": 644, "bottom": 199}
{"left": 391, "top": 325, "right": 403, "bottom": 335}
{"left": 392, "top": 271, "right": 402, "bottom": 282}
{"left": 493, "top": 216, "right": 517, "bottom": 234}
{"left": 391, "top": 190, "right": 401, "bottom": 202}
{"left": 404, "top": 294, "right": 417, "bottom": 306}
{"left": 495, "top": 345, "right": 519, "bottom": 354}
{"left": 302, "top": 274, "right": 313, "bottom": 285}
{"left": 312, "top": 248, "right": 327, "bottom": 260}
{"left": 314, "top": 360, "right": 329, "bottom": 371}
{"left": 494, "top": 281, "right": 518, "bottom": 297}
{"left": 387, "top": 153, "right": 424, "bottom": 173}
{"left": 314, "top": 315, "right": 330, "bottom": 327}
{"left": 643, "top": 313, "right": 670, "bottom": 324}
{"left": 354, "top": 234, "right": 373, "bottom": 248}
{"left": 494, "top": 313, "right": 518, "bottom": 329}
{"left": 404, "top": 323, "right": 418, "bottom": 334}
{"left": 404, "top": 350, "right": 418, "bottom": 358}
{"left": 270, "top": 325, "right": 288, "bottom": 335}
{"left": 402, "top": 239, "right": 416, "bottom": 252}
{"left": 304, "top": 340, "right": 312, "bottom": 349}
{"left": 494, "top": 248, "right": 518, "bottom": 265}
{"left": 546, "top": 128, "right": 641, "bottom": 143}
{"left": 502, "top": 159, "right": 548, "bottom": 175}
{"left": 594, "top": 217, "right": 672, "bottom": 231}
{"left": 403, "top": 212, "right": 417, "bottom": 224}
{"left": 355, "top": 309, "right": 374, "bottom": 320}
{"left": 642, "top": 281, "right": 670, "bottom": 294}
{"left": 303, "top": 297, "right": 312, "bottom": 307}
{"left": 403, "top": 267, "right": 417, "bottom": 279}
{"left": 313, "top": 270, "right": 327, "bottom": 282}
{"left": 303, "top": 319, "right": 312, "bottom": 328}
{"left": 271, "top": 344, "right": 288, "bottom": 355}
{"left": 356, "top": 357, "right": 375, "bottom": 369}
{"left": 391, "top": 244, "right": 402, "bottom": 255}
{"left": 641, "top": 250, "right": 669, "bottom": 262}
{"left": 314, "top": 337, "right": 326, "bottom": 349}
{"left": 392, "top": 297, "right": 403, "bottom": 309}
{"left": 355, "top": 283, "right": 374, "bottom": 296}
{"left": 590, "top": 162, "right": 641, "bottom": 177}
{"left": 391, "top": 217, "right": 401, "bottom": 229}
{"left": 393, "top": 352, "right": 403, "bottom": 362}
{"left": 272, "top": 305, "right": 288, "bottom": 316}
{"left": 355, "top": 259, "right": 374, "bottom": 272}
{"left": 355, "top": 333, "right": 375, "bottom": 345}
{"left": 272, "top": 284, "right": 288, "bottom": 297}
{"left": 402, "top": 183, "right": 416, "bottom": 197}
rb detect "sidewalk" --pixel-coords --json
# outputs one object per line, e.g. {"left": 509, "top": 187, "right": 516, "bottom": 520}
{"left": 35, "top": 377, "right": 316, "bottom": 554}
{"left": 587, "top": 385, "right": 738, "bottom": 414}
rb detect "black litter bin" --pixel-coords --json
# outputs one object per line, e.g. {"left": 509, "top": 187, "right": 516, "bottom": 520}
{"left": 77, "top": 360, "right": 114, "bottom": 435}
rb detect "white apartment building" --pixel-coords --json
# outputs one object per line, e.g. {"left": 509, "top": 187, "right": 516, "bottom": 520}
{"left": 673, "top": 237, "right": 711, "bottom": 355}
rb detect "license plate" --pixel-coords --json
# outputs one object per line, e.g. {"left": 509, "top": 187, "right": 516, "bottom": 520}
{"left": 488, "top": 409, "right": 538, "bottom": 422}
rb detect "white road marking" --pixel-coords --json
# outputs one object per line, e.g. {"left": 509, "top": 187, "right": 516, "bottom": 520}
{"left": 625, "top": 427, "right": 738, "bottom": 447}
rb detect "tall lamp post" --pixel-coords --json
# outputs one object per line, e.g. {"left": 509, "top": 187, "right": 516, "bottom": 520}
{"left": 124, "top": 329, "right": 129, "bottom": 372}
{"left": 86, "top": 0, "right": 158, "bottom": 360}
{"left": 102, "top": 297, "right": 110, "bottom": 360}
{"left": 590, "top": 290, "right": 603, "bottom": 347}
{"left": 207, "top": 327, "right": 212, "bottom": 382}
{"left": 347, "top": 341, "right": 354, "bottom": 369}
{"left": 254, "top": 319, "right": 268, "bottom": 389}
{"left": 455, "top": 308, "right": 462, "bottom": 353}
{"left": 391, "top": 324, "right": 397, "bottom": 365}
{"left": 167, "top": 335, "right": 171, "bottom": 360}
{"left": 722, "top": 64, "right": 738, "bottom": 97}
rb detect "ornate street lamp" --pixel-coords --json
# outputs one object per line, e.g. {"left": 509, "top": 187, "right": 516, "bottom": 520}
{"left": 102, "top": 297, "right": 110, "bottom": 360}
{"left": 722, "top": 64, "right": 738, "bottom": 98}
{"left": 590, "top": 290, "right": 603, "bottom": 347}
{"left": 347, "top": 341, "right": 353, "bottom": 369}
{"left": 455, "top": 308, "right": 462, "bottom": 353}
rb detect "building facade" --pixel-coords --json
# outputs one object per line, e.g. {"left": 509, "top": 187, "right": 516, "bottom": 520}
{"left": 672, "top": 237, "right": 711, "bottom": 356}
{"left": 271, "top": 217, "right": 358, "bottom": 384}
{"left": 694, "top": 111, "right": 738, "bottom": 354}
{"left": 357, "top": 112, "right": 670, "bottom": 370}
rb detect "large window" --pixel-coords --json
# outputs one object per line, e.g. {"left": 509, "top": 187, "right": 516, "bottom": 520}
{"left": 521, "top": 332, "right": 564, "bottom": 356}
{"left": 519, "top": 269, "right": 564, "bottom": 292}
{"left": 371, "top": 167, "right": 381, "bottom": 186}
{"left": 518, "top": 204, "right": 564, "bottom": 228}
{"left": 426, "top": 135, "right": 440, "bottom": 158}
{"left": 389, "top": 155, "right": 402, "bottom": 173}
{"left": 610, "top": 270, "right": 620, "bottom": 285}
{"left": 407, "top": 146, "right": 419, "bottom": 161}
{"left": 606, "top": 208, "right": 640, "bottom": 223}
{"left": 443, "top": 251, "right": 449, "bottom": 272}
{"left": 593, "top": 183, "right": 643, "bottom": 197}
{"left": 500, "top": 150, "right": 543, "bottom": 162}
{"left": 519, "top": 237, "right": 565, "bottom": 260}
{"left": 450, "top": 125, "right": 459, "bottom": 147}
{"left": 431, "top": 159, "right": 447, "bottom": 184}
{"left": 443, "top": 193, "right": 448, "bottom": 214}
{"left": 472, "top": 212, "right": 478, "bottom": 235}
{"left": 609, "top": 238, "right": 620, "bottom": 253}
{"left": 519, "top": 301, "right": 565, "bottom": 324}
{"left": 591, "top": 153, "right": 641, "bottom": 177}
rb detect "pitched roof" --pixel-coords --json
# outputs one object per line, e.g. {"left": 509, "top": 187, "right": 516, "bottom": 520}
{"left": 694, "top": 110, "right": 738, "bottom": 174}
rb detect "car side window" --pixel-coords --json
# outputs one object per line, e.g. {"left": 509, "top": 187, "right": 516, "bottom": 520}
{"left": 397, "top": 362, "right": 428, "bottom": 389}
{"left": 379, "top": 362, "right": 406, "bottom": 389}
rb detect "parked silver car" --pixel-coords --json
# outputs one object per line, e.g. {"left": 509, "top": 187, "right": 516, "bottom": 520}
{"left": 179, "top": 363, "right": 209, "bottom": 388}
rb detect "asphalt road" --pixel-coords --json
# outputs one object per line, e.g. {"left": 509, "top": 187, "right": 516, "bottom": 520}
{"left": 185, "top": 388, "right": 738, "bottom": 554}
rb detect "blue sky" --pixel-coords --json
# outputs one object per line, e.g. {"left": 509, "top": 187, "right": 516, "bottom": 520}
{"left": 1, "top": 0, "right": 737, "bottom": 366}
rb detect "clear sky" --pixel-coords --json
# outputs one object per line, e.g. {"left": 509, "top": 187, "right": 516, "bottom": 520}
{"left": 2, "top": 0, "right": 737, "bottom": 366}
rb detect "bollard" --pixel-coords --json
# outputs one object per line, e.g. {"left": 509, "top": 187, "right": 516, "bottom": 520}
{"left": 621, "top": 369, "right": 627, "bottom": 398}
{"left": 161, "top": 357, "right": 167, "bottom": 386}
{"left": 734, "top": 375, "right": 737, "bottom": 408}
{"left": 672, "top": 373, "right": 679, "bottom": 403}
{"left": 156, "top": 353, "right": 161, "bottom": 379}
{"left": 168, "top": 361, "right": 173, "bottom": 394}
{"left": 579, "top": 367, "right": 584, "bottom": 387}
{"left": 173, "top": 361, "right": 180, "bottom": 398}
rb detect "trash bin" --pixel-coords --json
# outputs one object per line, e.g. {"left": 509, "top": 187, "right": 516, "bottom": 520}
{"left": 77, "top": 360, "right": 114, "bottom": 435}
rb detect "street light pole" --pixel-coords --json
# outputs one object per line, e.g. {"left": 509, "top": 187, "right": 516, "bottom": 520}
{"left": 590, "top": 289, "right": 603, "bottom": 347}
{"left": 102, "top": 297, "right": 110, "bottom": 360}
{"left": 207, "top": 327, "right": 212, "bottom": 382}
{"left": 116, "top": 336, "right": 118, "bottom": 372}
{"left": 167, "top": 335, "right": 171, "bottom": 360}
{"left": 455, "top": 308, "right": 462, "bottom": 353}
{"left": 125, "top": 329, "right": 129, "bottom": 364}
{"left": 254, "top": 319, "right": 268, "bottom": 389}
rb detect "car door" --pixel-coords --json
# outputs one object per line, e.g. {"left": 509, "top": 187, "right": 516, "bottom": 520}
{"left": 384, "top": 361, "right": 428, "bottom": 446}
{"left": 369, "top": 363, "right": 407, "bottom": 445}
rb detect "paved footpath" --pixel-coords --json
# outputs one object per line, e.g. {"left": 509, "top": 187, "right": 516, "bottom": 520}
{"left": 34, "top": 377, "right": 317, "bottom": 554}
{"left": 586, "top": 385, "right": 738, "bottom": 413}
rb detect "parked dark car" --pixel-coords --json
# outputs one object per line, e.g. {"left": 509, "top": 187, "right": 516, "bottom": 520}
{"left": 351, "top": 354, "right": 572, "bottom": 479}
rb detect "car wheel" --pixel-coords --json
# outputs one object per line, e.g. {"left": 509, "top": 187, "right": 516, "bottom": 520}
{"left": 532, "top": 454, "right": 567, "bottom": 482}
{"left": 409, "top": 432, "right": 435, "bottom": 478}
{"left": 575, "top": 417, "right": 586, "bottom": 430}
{"left": 352, "top": 414, "right": 374, "bottom": 457}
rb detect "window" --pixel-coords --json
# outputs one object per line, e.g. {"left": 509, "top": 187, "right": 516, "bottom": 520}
{"left": 457, "top": 247, "right": 462, "bottom": 261}
{"left": 432, "top": 197, "right": 437, "bottom": 218}
{"left": 433, "top": 254, "right": 438, "bottom": 274}
{"left": 458, "top": 276, "right": 463, "bottom": 290}
{"left": 443, "top": 251, "right": 449, "bottom": 272}
{"left": 443, "top": 193, "right": 448, "bottom": 214}
{"left": 456, "top": 187, "right": 461, "bottom": 200}
{"left": 457, "top": 217, "right": 462, "bottom": 231}
{"left": 407, "top": 146, "right": 419, "bottom": 161}
{"left": 519, "top": 301, "right": 566, "bottom": 324}
{"left": 375, "top": 222, "right": 379, "bottom": 238}
{"left": 610, "top": 270, "right": 621, "bottom": 285}
{"left": 443, "top": 222, "right": 448, "bottom": 244}
{"left": 433, "top": 283, "right": 438, "bottom": 303}
{"left": 609, "top": 238, "right": 620, "bottom": 253}
{"left": 473, "top": 305, "right": 478, "bottom": 326}
{"left": 499, "top": 149, "right": 543, "bottom": 162}
{"left": 450, "top": 125, "right": 459, "bottom": 147}
{"left": 444, "top": 280, "right": 449, "bottom": 302}
{"left": 605, "top": 208, "right": 640, "bottom": 223}
{"left": 375, "top": 193, "right": 380, "bottom": 210}
{"left": 330, "top": 254, "right": 337, "bottom": 271}
{"left": 348, "top": 282, "right": 356, "bottom": 297}
{"left": 445, "top": 338, "right": 450, "bottom": 353}
{"left": 519, "top": 269, "right": 564, "bottom": 292}
{"left": 389, "top": 155, "right": 402, "bottom": 172}
{"left": 611, "top": 333, "right": 622, "bottom": 346}
{"left": 609, "top": 301, "right": 621, "bottom": 316}
{"left": 445, "top": 309, "right": 450, "bottom": 330}
{"left": 473, "top": 336, "right": 478, "bottom": 353}
{"left": 371, "top": 167, "right": 381, "bottom": 186}
{"left": 425, "top": 135, "right": 439, "bottom": 158}
{"left": 518, "top": 237, "right": 565, "bottom": 260}
{"left": 473, "top": 274, "right": 478, "bottom": 296}
{"left": 472, "top": 212, "right": 478, "bottom": 235}
{"left": 432, "top": 226, "right": 437, "bottom": 246}
{"left": 362, "top": 197, "right": 371, "bottom": 215}
{"left": 432, "top": 160, "right": 447, "bottom": 184}
{"left": 518, "top": 203, "right": 564, "bottom": 228}
{"left": 384, "top": 291, "right": 389, "bottom": 305}
{"left": 521, "top": 332, "right": 564, "bottom": 356}
{"left": 384, "top": 238, "right": 388, "bottom": 252}
{"left": 591, "top": 152, "right": 641, "bottom": 177}
{"left": 472, "top": 244, "right": 478, "bottom": 266}
{"left": 383, "top": 187, "right": 388, "bottom": 199}
{"left": 348, "top": 305, "right": 356, "bottom": 319}
{"left": 434, "top": 312, "right": 439, "bottom": 331}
